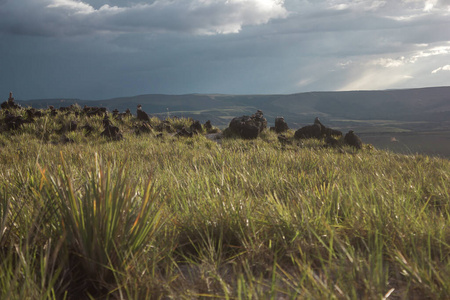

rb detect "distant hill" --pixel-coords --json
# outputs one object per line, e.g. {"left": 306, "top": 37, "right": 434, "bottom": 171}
{"left": 16, "top": 86, "right": 450, "bottom": 133}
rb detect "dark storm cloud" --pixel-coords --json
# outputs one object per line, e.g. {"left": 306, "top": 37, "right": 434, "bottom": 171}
{"left": 1, "top": 0, "right": 450, "bottom": 99}
{"left": 0, "top": 0, "right": 288, "bottom": 36}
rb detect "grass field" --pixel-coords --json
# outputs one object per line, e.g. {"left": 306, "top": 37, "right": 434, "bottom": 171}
{"left": 0, "top": 109, "right": 449, "bottom": 299}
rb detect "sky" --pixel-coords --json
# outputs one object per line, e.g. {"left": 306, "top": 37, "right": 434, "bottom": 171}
{"left": 1, "top": 0, "right": 450, "bottom": 100}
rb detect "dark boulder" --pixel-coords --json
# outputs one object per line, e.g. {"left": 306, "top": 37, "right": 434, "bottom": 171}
{"left": 294, "top": 124, "right": 322, "bottom": 139}
{"left": 204, "top": 120, "right": 212, "bottom": 131}
{"left": 1, "top": 102, "right": 13, "bottom": 110}
{"left": 1, "top": 92, "right": 21, "bottom": 110}
{"left": 134, "top": 123, "right": 152, "bottom": 135}
{"left": 295, "top": 117, "right": 342, "bottom": 140}
{"left": 274, "top": 117, "right": 289, "bottom": 133}
{"left": 314, "top": 117, "right": 326, "bottom": 132}
{"left": 101, "top": 125, "right": 123, "bottom": 141}
{"left": 4, "top": 112, "right": 25, "bottom": 130}
{"left": 83, "top": 106, "right": 107, "bottom": 117}
{"left": 102, "top": 116, "right": 112, "bottom": 129}
{"left": 324, "top": 136, "right": 339, "bottom": 147}
{"left": 48, "top": 106, "right": 57, "bottom": 117}
{"left": 1, "top": 101, "right": 20, "bottom": 110}
{"left": 175, "top": 127, "right": 194, "bottom": 137}
{"left": 228, "top": 110, "right": 267, "bottom": 139}
{"left": 26, "top": 108, "right": 42, "bottom": 121}
{"left": 114, "top": 109, "right": 131, "bottom": 120}
{"left": 59, "top": 105, "right": 79, "bottom": 114}
{"left": 253, "top": 110, "right": 267, "bottom": 131}
{"left": 344, "top": 130, "right": 362, "bottom": 149}
{"left": 190, "top": 120, "right": 203, "bottom": 132}
{"left": 241, "top": 124, "right": 259, "bottom": 139}
{"left": 229, "top": 116, "right": 259, "bottom": 139}
{"left": 137, "top": 105, "right": 151, "bottom": 122}
{"left": 323, "top": 127, "right": 343, "bottom": 137}
{"left": 315, "top": 117, "right": 342, "bottom": 137}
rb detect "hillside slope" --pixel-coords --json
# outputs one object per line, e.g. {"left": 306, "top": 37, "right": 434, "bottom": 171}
{"left": 17, "top": 86, "right": 450, "bottom": 132}
{"left": 0, "top": 111, "right": 449, "bottom": 299}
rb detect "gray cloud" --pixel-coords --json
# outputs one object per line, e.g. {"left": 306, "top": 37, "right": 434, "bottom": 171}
{"left": 0, "top": 0, "right": 288, "bottom": 36}
{"left": 1, "top": 0, "right": 450, "bottom": 99}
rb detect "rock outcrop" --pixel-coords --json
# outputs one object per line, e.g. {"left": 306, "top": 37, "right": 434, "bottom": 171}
{"left": 295, "top": 117, "right": 342, "bottom": 140}
{"left": 1, "top": 92, "right": 21, "bottom": 110}
{"left": 344, "top": 130, "right": 362, "bottom": 149}
{"left": 228, "top": 110, "right": 267, "bottom": 139}
{"left": 274, "top": 117, "right": 289, "bottom": 133}
{"left": 101, "top": 125, "right": 123, "bottom": 141}
{"left": 137, "top": 105, "right": 151, "bottom": 122}
{"left": 190, "top": 120, "right": 203, "bottom": 133}
{"left": 294, "top": 123, "right": 322, "bottom": 139}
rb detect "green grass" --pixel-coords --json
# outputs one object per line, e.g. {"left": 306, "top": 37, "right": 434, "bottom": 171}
{"left": 0, "top": 108, "right": 449, "bottom": 299}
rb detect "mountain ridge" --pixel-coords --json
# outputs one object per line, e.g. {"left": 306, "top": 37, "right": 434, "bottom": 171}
{"left": 14, "top": 86, "right": 450, "bottom": 133}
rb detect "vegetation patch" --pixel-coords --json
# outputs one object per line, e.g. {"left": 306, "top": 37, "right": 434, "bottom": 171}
{"left": 0, "top": 104, "right": 449, "bottom": 299}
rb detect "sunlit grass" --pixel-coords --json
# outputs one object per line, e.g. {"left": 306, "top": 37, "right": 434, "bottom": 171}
{"left": 0, "top": 108, "right": 449, "bottom": 298}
